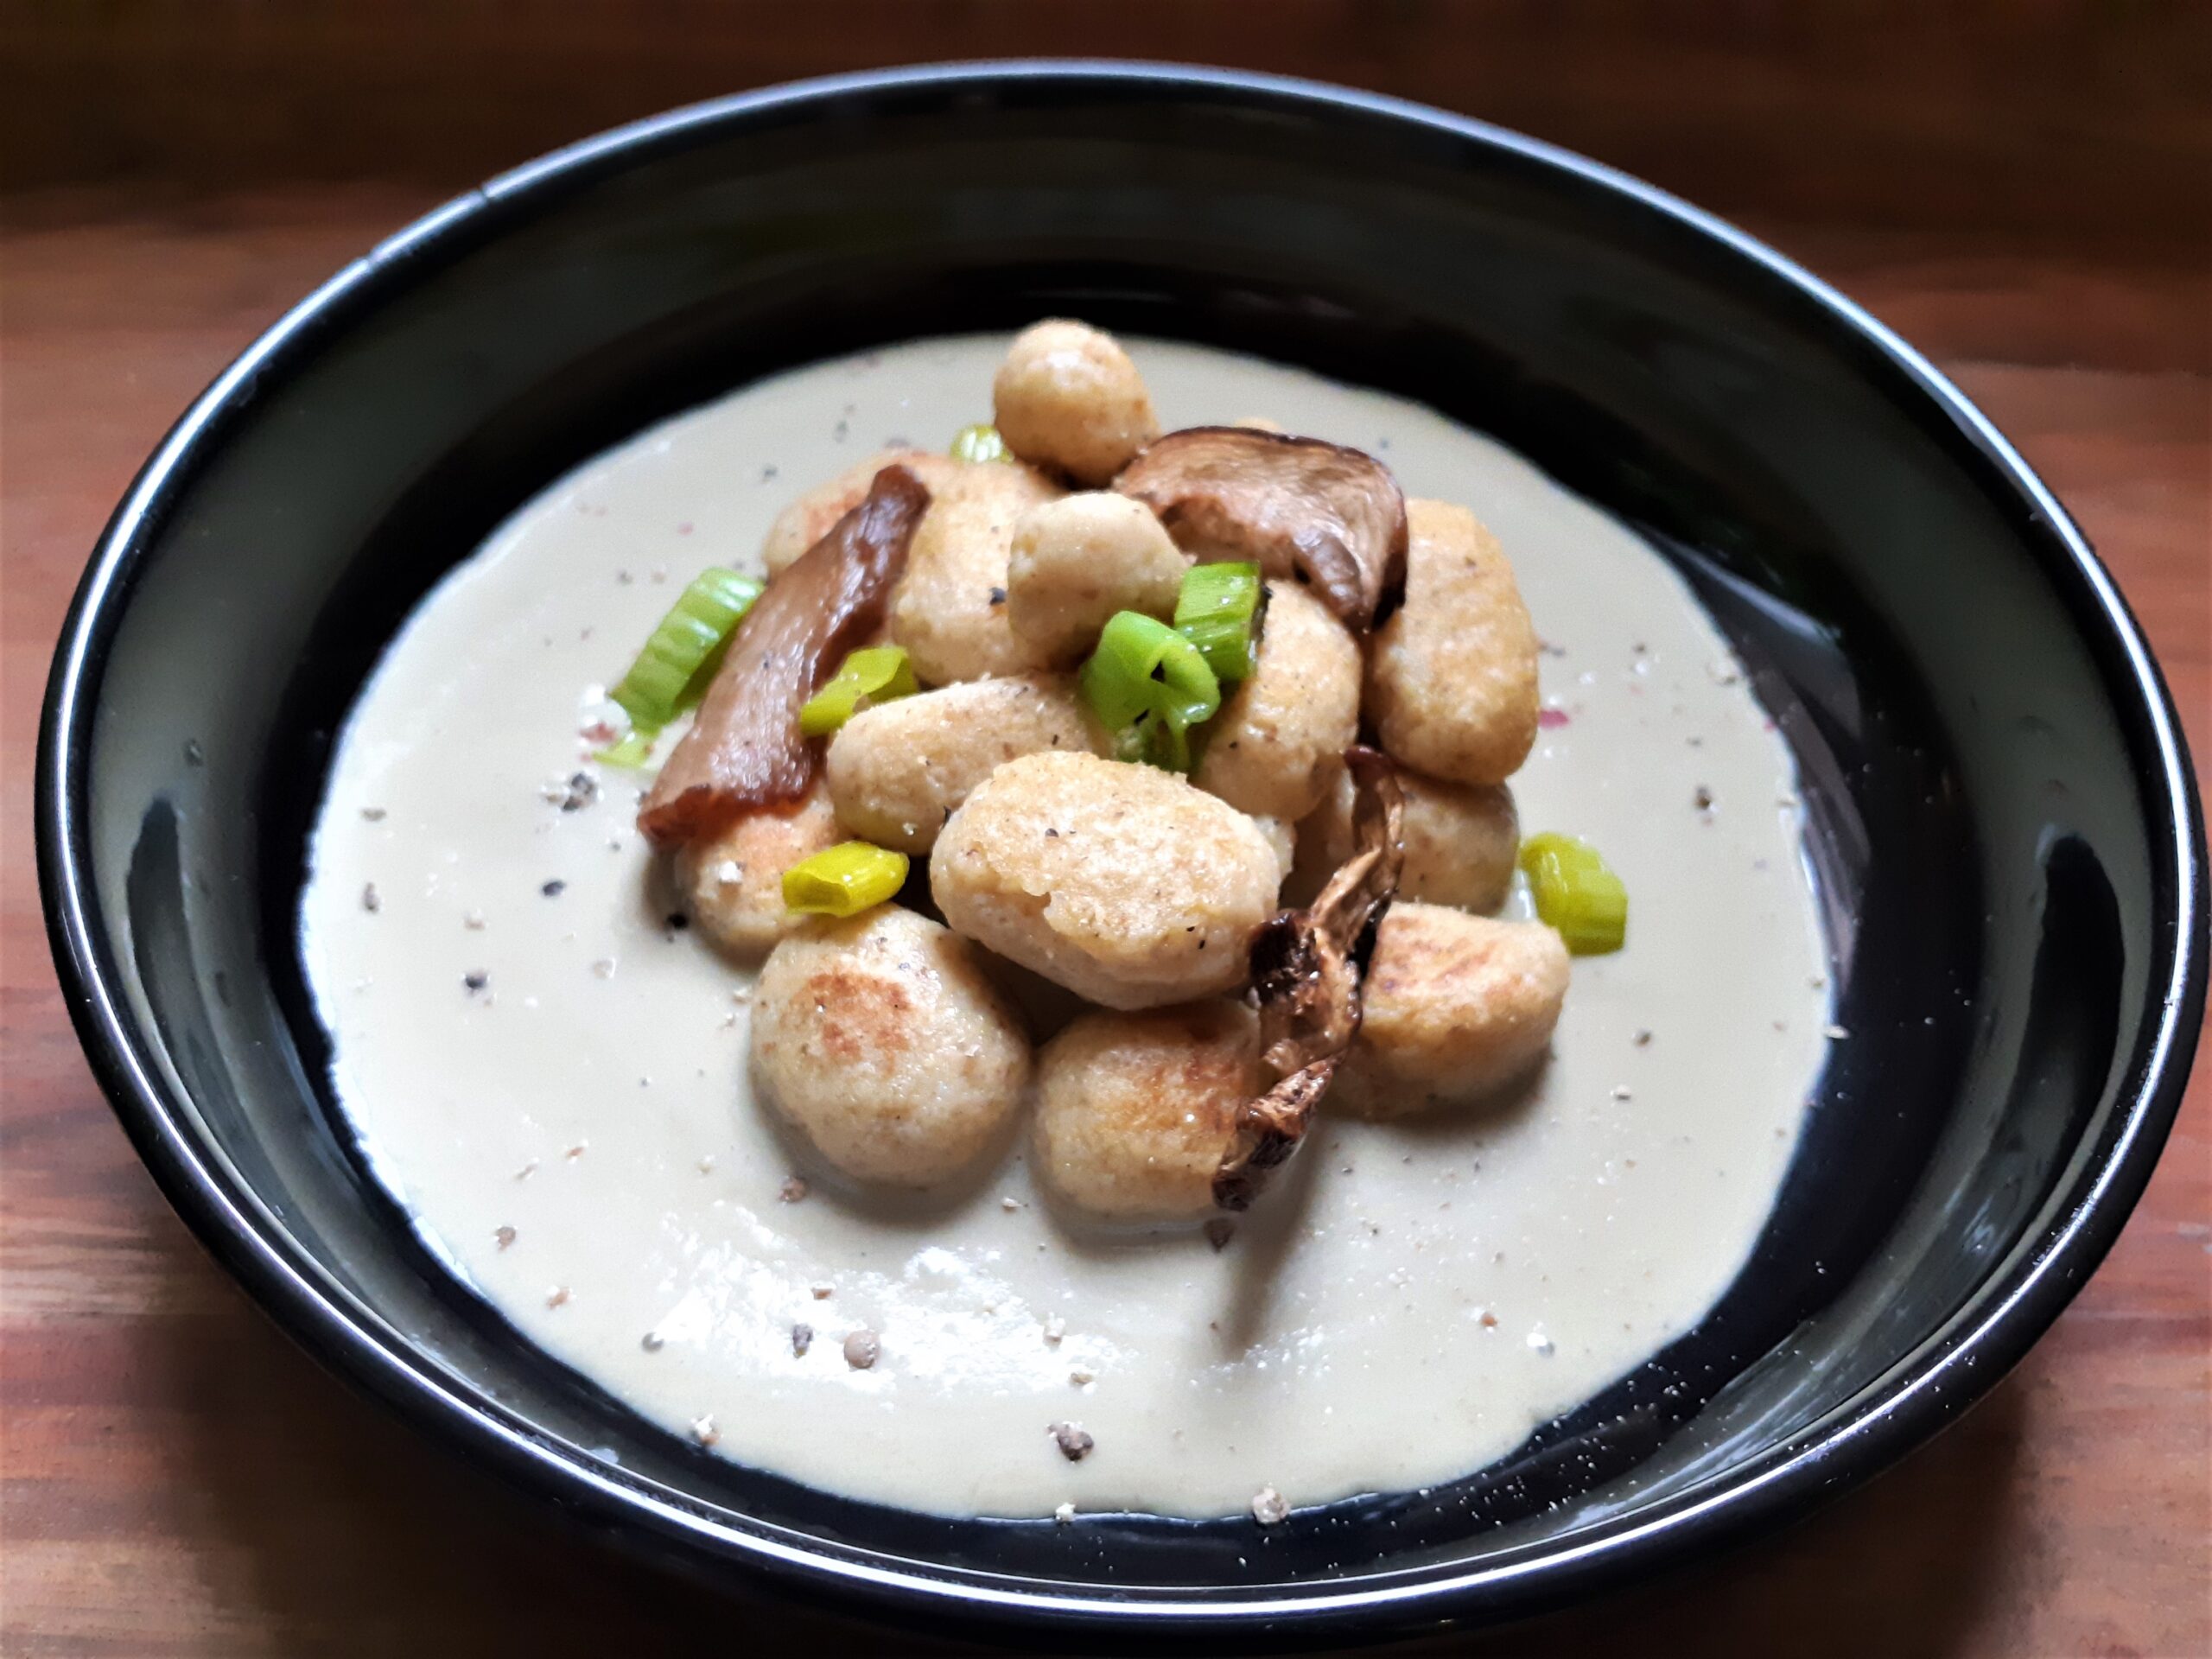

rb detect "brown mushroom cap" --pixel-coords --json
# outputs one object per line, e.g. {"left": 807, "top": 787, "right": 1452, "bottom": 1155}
{"left": 1112, "top": 427, "right": 1408, "bottom": 632}
{"left": 638, "top": 465, "right": 929, "bottom": 850}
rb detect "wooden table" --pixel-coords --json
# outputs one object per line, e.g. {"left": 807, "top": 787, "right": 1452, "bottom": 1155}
{"left": 3, "top": 186, "right": 2205, "bottom": 1658}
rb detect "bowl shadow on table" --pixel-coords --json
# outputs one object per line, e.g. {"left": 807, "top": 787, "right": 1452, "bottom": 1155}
{"left": 159, "top": 1262, "right": 2032, "bottom": 1657}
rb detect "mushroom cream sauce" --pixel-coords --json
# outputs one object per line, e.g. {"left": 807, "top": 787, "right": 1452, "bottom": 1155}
{"left": 302, "top": 335, "right": 1830, "bottom": 1520}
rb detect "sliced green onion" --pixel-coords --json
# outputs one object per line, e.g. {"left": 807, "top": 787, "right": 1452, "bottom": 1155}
{"left": 798, "top": 645, "right": 919, "bottom": 739}
{"left": 1518, "top": 832, "right": 1629, "bottom": 955}
{"left": 1173, "top": 560, "right": 1264, "bottom": 682}
{"left": 594, "top": 730, "right": 657, "bottom": 769}
{"left": 1079, "top": 610, "right": 1222, "bottom": 773}
{"left": 608, "top": 566, "right": 764, "bottom": 734}
{"left": 950, "top": 423, "right": 1010, "bottom": 464}
{"left": 782, "top": 841, "right": 911, "bottom": 917}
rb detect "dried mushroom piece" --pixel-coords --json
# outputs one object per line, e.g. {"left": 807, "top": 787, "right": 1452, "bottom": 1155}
{"left": 1112, "top": 427, "right": 1408, "bottom": 632}
{"left": 1213, "top": 747, "right": 1405, "bottom": 1211}
{"left": 639, "top": 466, "right": 931, "bottom": 850}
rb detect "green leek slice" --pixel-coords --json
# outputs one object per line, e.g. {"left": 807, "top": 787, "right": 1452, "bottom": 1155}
{"left": 606, "top": 566, "right": 764, "bottom": 750}
{"left": 1518, "top": 832, "right": 1629, "bottom": 955}
{"left": 1078, "top": 609, "right": 1222, "bottom": 773}
{"left": 797, "top": 645, "right": 920, "bottom": 739}
{"left": 782, "top": 842, "right": 911, "bottom": 917}
{"left": 1173, "top": 560, "right": 1264, "bottom": 682}
{"left": 594, "top": 730, "right": 658, "bottom": 770}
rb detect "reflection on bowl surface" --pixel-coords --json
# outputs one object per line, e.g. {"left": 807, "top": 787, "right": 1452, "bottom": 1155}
{"left": 37, "top": 63, "right": 2203, "bottom": 1643}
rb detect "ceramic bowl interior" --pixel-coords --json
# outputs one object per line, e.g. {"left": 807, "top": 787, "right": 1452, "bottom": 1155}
{"left": 39, "top": 65, "right": 2202, "bottom": 1643}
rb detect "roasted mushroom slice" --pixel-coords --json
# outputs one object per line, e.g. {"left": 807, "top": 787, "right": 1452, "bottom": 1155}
{"left": 639, "top": 465, "right": 929, "bottom": 850}
{"left": 1213, "top": 747, "right": 1405, "bottom": 1211}
{"left": 1113, "top": 427, "right": 1408, "bottom": 632}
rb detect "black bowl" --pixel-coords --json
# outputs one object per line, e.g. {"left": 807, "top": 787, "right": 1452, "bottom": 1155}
{"left": 36, "top": 63, "right": 2206, "bottom": 1645}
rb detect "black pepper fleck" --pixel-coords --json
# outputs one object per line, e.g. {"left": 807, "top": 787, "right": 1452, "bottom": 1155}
{"left": 1050, "top": 1421, "right": 1095, "bottom": 1462}
{"left": 463, "top": 971, "right": 488, "bottom": 993}
{"left": 560, "top": 772, "right": 600, "bottom": 812}
{"left": 1694, "top": 785, "right": 1714, "bottom": 811}
{"left": 667, "top": 912, "right": 689, "bottom": 931}
{"left": 542, "top": 879, "right": 566, "bottom": 897}
{"left": 791, "top": 1322, "right": 814, "bottom": 1357}
{"left": 988, "top": 586, "right": 1007, "bottom": 607}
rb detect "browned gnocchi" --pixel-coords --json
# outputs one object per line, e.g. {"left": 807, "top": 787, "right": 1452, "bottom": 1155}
{"left": 1304, "top": 763, "right": 1519, "bottom": 913}
{"left": 673, "top": 779, "right": 844, "bottom": 958}
{"left": 1191, "top": 580, "right": 1360, "bottom": 822}
{"left": 750, "top": 906, "right": 1032, "bottom": 1186}
{"left": 931, "top": 751, "right": 1281, "bottom": 1010}
{"left": 887, "top": 461, "right": 1063, "bottom": 683}
{"left": 1032, "top": 1001, "right": 1261, "bottom": 1221}
{"left": 1005, "top": 493, "right": 1190, "bottom": 664}
{"left": 992, "top": 320, "right": 1160, "bottom": 486}
{"left": 1329, "top": 903, "right": 1569, "bottom": 1117}
{"left": 1365, "top": 499, "right": 1539, "bottom": 786}
{"left": 823, "top": 673, "right": 1107, "bottom": 854}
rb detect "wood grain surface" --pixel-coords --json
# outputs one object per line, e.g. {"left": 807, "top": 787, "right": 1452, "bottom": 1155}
{"left": 2, "top": 61, "right": 2208, "bottom": 1658}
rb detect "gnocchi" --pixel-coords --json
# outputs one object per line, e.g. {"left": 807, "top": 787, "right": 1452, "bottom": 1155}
{"left": 992, "top": 320, "right": 1160, "bottom": 486}
{"left": 1365, "top": 499, "right": 1539, "bottom": 786}
{"left": 931, "top": 751, "right": 1281, "bottom": 1010}
{"left": 1329, "top": 904, "right": 1569, "bottom": 1117}
{"left": 750, "top": 906, "right": 1032, "bottom": 1186}
{"left": 1005, "top": 492, "right": 1190, "bottom": 664}
{"left": 887, "top": 461, "right": 1062, "bottom": 683}
{"left": 824, "top": 673, "right": 1107, "bottom": 854}
{"left": 674, "top": 779, "right": 844, "bottom": 958}
{"left": 1191, "top": 579, "right": 1361, "bottom": 822}
{"left": 1033, "top": 1001, "right": 1261, "bottom": 1222}
{"left": 1305, "top": 763, "right": 1519, "bottom": 913}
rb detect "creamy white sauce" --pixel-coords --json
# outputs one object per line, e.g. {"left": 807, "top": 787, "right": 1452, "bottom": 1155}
{"left": 301, "top": 336, "right": 1831, "bottom": 1520}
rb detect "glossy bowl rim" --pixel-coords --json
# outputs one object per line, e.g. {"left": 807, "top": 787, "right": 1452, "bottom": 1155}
{"left": 35, "top": 60, "right": 2207, "bottom": 1642}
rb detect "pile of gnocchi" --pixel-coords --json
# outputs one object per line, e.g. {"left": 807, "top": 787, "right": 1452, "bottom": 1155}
{"left": 633, "top": 321, "right": 1580, "bottom": 1224}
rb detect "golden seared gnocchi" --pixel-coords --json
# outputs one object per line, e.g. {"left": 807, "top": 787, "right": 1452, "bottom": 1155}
{"left": 823, "top": 673, "right": 1107, "bottom": 854}
{"left": 992, "top": 320, "right": 1160, "bottom": 486}
{"left": 1305, "top": 763, "right": 1519, "bottom": 913}
{"left": 1191, "top": 580, "right": 1360, "bottom": 821}
{"left": 887, "top": 461, "right": 1062, "bottom": 683}
{"left": 762, "top": 449, "right": 957, "bottom": 576}
{"left": 931, "top": 751, "right": 1281, "bottom": 1010}
{"left": 673, "top": 779, "right": 844, "bottom": 958}
{"left": 1005, "top": 493, "right": 1190, "bottom": 664}
{"left": 1365, "top": 499, "right": 1539, "bottom": 786}
{"left": 1248, "top": 813, "right": 1297, "bottom": 883}
{"left": 1330, "top": 904, "right": 1568, "bottom": 1117}
{"left": 750, "top": 906, "right": 1032, "bottom": 1187}
{"left": 1033, "top": 1001, "right": 1261, "bottom": 1221}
